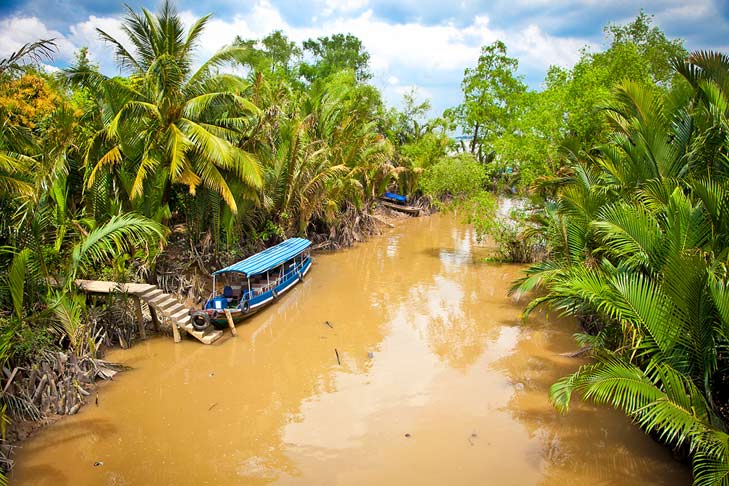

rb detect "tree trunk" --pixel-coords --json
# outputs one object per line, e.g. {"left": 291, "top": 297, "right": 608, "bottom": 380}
{"left": 470, "top": 122, "right": 480, "bottom": 154}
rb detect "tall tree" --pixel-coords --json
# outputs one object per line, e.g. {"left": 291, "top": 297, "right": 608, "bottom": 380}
{"left": 235, "top": 30, "right": 302, "bottom": 81}
{"left": 452, "top": 40, "right": 527, "bottom": 164}
{"left": 300, "top": 34, "right": 371, "bottom": 83}
{"left": 70, "top": 0, "right": 262, "bottom": 220}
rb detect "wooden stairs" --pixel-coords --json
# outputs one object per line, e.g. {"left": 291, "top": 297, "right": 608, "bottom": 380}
{"left": 75, "top": 280, "right": 224, "bottom": 345}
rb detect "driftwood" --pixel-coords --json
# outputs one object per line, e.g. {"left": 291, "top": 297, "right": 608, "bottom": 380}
{"left": 31, "top": 374, "right": 47, "bottom": 403}
{"left": 3, "top": 368, "right": 19, "bottom": 394}
{"left": 560, "top": 346, "right": 593, "bottom": 358}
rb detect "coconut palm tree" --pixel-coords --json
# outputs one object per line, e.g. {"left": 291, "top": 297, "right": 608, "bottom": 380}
{"left": 67, "top": 1, "right": 262, "bottom": 220}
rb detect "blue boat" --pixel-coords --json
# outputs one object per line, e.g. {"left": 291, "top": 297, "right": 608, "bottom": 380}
{"left": 383, "top": 191, "right": 407, "bottom": 204}
{"left": 189, "top": 238, "right": 312, "bottom": 331}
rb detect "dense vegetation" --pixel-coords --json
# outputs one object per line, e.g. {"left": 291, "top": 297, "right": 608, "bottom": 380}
{"left": 511, "top": 52, "right": 729, "bottom": 485}
{"left": 491, "top": 17, "right": 728, "bottom": 486}
{"left": 0, "top": 2, "right": 727, "bottom": 484}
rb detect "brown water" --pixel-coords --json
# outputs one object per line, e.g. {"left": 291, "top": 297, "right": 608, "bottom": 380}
{"left": 12, "top": 214, "right": 690, "bottom": 485}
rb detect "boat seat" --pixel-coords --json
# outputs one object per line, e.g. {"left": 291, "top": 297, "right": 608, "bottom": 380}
{"left": 230, "top": 285, "right": 242, "bottom": 298}
{"left": 211, "top": 296, "right": 228, "bottom": 310}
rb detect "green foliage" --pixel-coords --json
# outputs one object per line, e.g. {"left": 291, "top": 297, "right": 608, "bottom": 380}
{"left": 460, "top": 191, "right": 498, "bottom": 241}
{"left": 301, "top": 33, "right": 372, "bottom": 83}
{"left": 421, "top": 154, "right": 487, "bottom": 199}
{"left": 4, "top": 320, "right": 55, "bottom": 363}
{"left": 514, "top": 50, "right": 729, "bottom": 484}
{"left": 235, "top": 30, "right": 301, "bottom": 79}
{"left": 450, "top": 13, "right": 689, "bottom": 193}
{"left": 70, "top": 0, "right": 263, "bottom": 220}
{"left": 451, "top": 41, "right": 527, "bottom": 165}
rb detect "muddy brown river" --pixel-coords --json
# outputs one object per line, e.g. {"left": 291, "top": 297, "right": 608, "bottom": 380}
{"left": 12, "top": 213, "right": 690, "bottom": 485}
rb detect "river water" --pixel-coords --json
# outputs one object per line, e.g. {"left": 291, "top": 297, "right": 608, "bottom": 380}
{"left": 11, "top": 213, "right": 689, "bottom": 485}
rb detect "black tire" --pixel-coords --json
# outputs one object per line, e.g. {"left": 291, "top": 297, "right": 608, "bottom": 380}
{"left": 240, "top": 300, "right": 250, "bottom": 314}
{"left": 271, "top": 289, "right": 279, "bottom": 300}
{"left": 190, "top": 311, "right": 211, "bottom": 332}
{"left": 297, "top": 271, "right": 304, "bottom": 282}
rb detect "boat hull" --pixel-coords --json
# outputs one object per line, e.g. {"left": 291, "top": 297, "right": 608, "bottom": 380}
{"left": 381, "top": 200, "right": 420, "bottom": 215}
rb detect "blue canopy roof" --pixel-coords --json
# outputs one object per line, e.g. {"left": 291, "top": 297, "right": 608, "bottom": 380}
{"left": 213, "top": 238, "right": 311, "bottom": 277}
{"left": 384, "top": 191, "right": 407, "bottom": 203}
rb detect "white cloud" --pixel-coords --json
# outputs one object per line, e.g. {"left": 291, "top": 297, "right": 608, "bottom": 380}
{"left": 67, "top": 15, "right": 127, "bottom": 72}
{"left": 0, "top": 0, "right": 594, "bottom": 113}
{"left": 322, "top": 0, "right": 370, "bottom": 17}
{"left": 0, "top": 16, "right": 76, "bottom": 62}
{"left": 509, "top": 24, "right": 589, "bottom": 69}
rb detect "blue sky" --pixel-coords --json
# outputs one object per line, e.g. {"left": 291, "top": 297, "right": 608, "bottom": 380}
{"left": 1, "top": 0, "right": 728, "bottom": 115}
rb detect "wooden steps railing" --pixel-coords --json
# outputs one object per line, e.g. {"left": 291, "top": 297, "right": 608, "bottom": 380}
{"left": 75, "top": 280, "right": 223, "bottom": 345}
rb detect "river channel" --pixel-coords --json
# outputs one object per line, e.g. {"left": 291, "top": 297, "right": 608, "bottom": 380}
{"left": 12, "top": 213, "right": 690, "bottom": 485}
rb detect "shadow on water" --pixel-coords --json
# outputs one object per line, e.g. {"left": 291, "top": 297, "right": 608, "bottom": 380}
{"left": 491, "top": 309, "right": 690, "bottom": 485}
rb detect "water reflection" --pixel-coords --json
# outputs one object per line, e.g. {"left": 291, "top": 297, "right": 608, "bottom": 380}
{"left": 11, "top": 214, "right": 689, "bottom": 485}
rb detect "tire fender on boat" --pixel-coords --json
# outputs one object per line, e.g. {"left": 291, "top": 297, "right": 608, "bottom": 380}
{"left": 271, "top": 289, "right": 279, "bottom": 300}
{"left": 190, "top": 311, "right": 211, "bottom": 332}
{"left": 297, "top": 271, "right": 303, "bottom": 282}
{"left": 240, "top": 300, "right": 250, "bottom": 314}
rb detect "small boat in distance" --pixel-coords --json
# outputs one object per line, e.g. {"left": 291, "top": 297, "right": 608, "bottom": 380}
{"left": 190, "top": 238, "right": 312, "bottom": 331}
{"left": 380, "top": 192, "right": 421, "bottom": 216}
{"left": 382, "top": 191, "right": 408, "bottom": 205}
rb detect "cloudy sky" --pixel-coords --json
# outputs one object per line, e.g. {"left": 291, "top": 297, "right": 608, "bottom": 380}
{"left": 1, "top": 0, "right": 728, "bottom": 114}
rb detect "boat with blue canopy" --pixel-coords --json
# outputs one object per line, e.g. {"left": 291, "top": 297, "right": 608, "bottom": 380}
{"left": 379, "top": 191, "right": 420, "bottom": 216}
{"left": 189, "top": 237, "right": 312, "bottom": 331}
{"left": 382, "top": 191, "right": 407, "bottom": 204}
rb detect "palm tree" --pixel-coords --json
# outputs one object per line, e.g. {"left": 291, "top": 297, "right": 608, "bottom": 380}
{"left": 68, "top": 1, "right": 262, "bottom": 219}
{"left": 0, "top": 39, "right": 56, "bottom": 75}
{"left": 0, "top": 39, "right": 60, "bottom": 209}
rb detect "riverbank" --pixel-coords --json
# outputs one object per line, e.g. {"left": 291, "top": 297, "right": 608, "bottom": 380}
{"left": 10, "top": 213, "right": 689, "bottom": 485}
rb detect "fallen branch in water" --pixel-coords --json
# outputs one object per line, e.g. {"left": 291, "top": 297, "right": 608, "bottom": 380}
{"left": 560, "top": 346, "right": 592, "bottom": 358}
{"left": 335, "top": 348, "right": 341, "bottom": 365}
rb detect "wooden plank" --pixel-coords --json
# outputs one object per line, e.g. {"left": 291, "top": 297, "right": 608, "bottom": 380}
{"left": 76, "top": 279, "right": 227, "bottom": 345}
{"left": 126, "top": 283, "right": 156, "bottom": 295}
{"left": 171, "top": 321, "right": 181, "bottom": 343}
{"left": 149, "top": 306, "right": 160, "bottom": 332}
{"left": 224, "top": 309, "right": 238, "bottom": 337}
{"left": 75, "top": 280, "right": 156, "bottom": 295}
{"left": 133, "top": 297, "right": 146, "bottom": 340}
{"left": 182, "top": 323, "right": 223, "bottom": 344}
